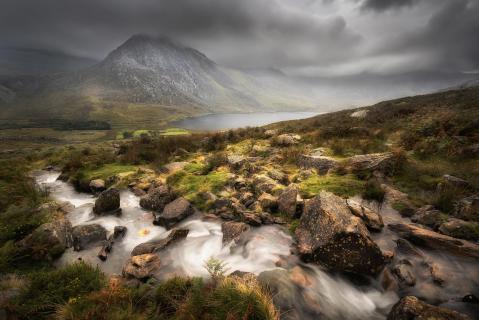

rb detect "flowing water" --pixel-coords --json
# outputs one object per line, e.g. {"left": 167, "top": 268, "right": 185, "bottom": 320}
{"left": 34, "top": 171, "right": 479, "bottom": 319}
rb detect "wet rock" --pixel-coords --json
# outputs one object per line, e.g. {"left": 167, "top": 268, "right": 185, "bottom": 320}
{"left": 295, "top": 191, "right": 386, "bottom": 276}
{"left": 122, "top": 253, "right": 161, "bottom": 281}
{"left": 258, "top": 269, "right": 297, "bottom": 310}
{"left": 98, "top": 226, "right": 127, "bottom": 261}
{"left": 381, "top": 268, "right": 399, "bottom": 292}
{"left": 161, "top": 161, "right": 188, "bottom": 174}
{"left": 89, "top": 179, "right": 106, "bottom": 193}
{"left": 438, "top": 218, "right": 479, "bottom": 241}
{"left": 388, "top": 223, "right": 479, "bottom": 259}
{"left": 348, "top": 152, "right": 395, "bottom": 174}
{"left": 395, "top": 238, "right": 424, "bottom": 257}
{"left": 387, "top": 296, "right": 472, "bottom": 320}
{"left": 139, "top": 185, "right": 175, "bottom": 212}
{"left": 38, "top": 200, "right": 74, "bottom": 214}
{"left": 346, "top": 199, "right": 384, "bottom": 232}
{"left": 93, "top": 188, "right": 121, "bottom": 215}
{"left": 392, "top": 260, "right": 416, "bottom": 287}
{"left": 462, "top": 294, "right": 479, "bottom": 304}
{"left": 258, "top": 193, "right": 278, "bottom": 212}
{"left": 222, "top": 221, "right": 250, "bottom": 244}
{"left": 227, "top": 154, "right": 246, "bottom": 170}
{"left": 298, "top": 155, "right": 338, "bottom": 174}
{"left": 154, "top": 197, "right": 195, "bottom": 229}
{"left": 278, "top": 185, "right": 299, "bottom": 218}
{"left": 57, "top": 172, "right": 69, "bottom": 182}
{"left": 274, "top": 133, "right": 300, "bottom": 146}
{"left": 412, "top": 205, "right": 447, "bottom": 230}
{"left": 240, "top": 211, "right": 262, "bottom": 226}
{"left": 131, "top": 228, "right": 189, "bottom": 256}
{"left": 428, "top": 262, "right": 446, "bottom": 285}
{"left": 16, "top": 218, "right": 73, "bottom": 260}
{"left": 72, "top": 224, "right": 107, "bottom": 251}
{"left": 453, "top": 195, "right": 479, "bottom": 221}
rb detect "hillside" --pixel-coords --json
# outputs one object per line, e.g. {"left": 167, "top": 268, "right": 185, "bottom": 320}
{"left": 0, "top": 35, "right": 317, "bottom": 129}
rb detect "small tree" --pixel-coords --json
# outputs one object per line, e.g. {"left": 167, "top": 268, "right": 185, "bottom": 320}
{"left": 204, "top": 257, "right": 229, "bottom": 281}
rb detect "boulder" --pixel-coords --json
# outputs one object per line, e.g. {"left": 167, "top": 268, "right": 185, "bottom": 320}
{"left": 346, "top": 199, "right": 384, "bottom": 232}
{"left": 227, "top": 154, "right": 246, "bottom": 170}
{"left": 274, "top": 133, "right": 300, "bottom": 146}
{"left": 267, "top": 169, "right": 289, "bottom": 185}
{"left": 278, "top": 185, "right": 299, "bottom": 218}
{"left": 122, "top": 253, "right": 161, "bottom": 281}
{"left": 222, "top": 221, "right": 250, "bottom": 244}
{"left": 388, "top": 223, "right": 479, "bottom": 259}
{"left": 264, "top": 129, "right": 279, "bottom": 137}
{"left": 453, "top": 195, "right": 479, "bottom": 221}
{"left": 298, "top": 155, "right": 338, "bottom": 174}
{"left": 387, "top": 296, "right": 472, "bottom": 320}
{"left": 16, "top": 218, "right": 73, "bottom": 260}
{"left": 295, "top": 191, "right": 386, "bottom": 276}
{"left": 98, "top": 226, "right": 127, "bottom": 261}
{"left": 438, "top": 218, "right": 479, "bottom": 241}
{"left": 252, "top": 174, "right": 278, "bottom": 195}
{"left": 89, "top": 179, "right": 106, "bottom": 193}
{"left": 154, "top": 197, "right": 195, "bottom": 229}
{"left": 412, "top": 205, "right": 447, "bottom": 230}
{"left": 258, "top": 193, "right": 278, "bottom": 212}
{"left": 161, "top": 161, "right": 188, "bottom": 174}
{"left": 392, "top": 260, "right": 416, "bottom": 287}
{"left": 139, "top": 185, "right": 175, "bottom": 212}
{"left": 348, "top": 152, "right": 395, "bottom": 173}
{"left": 131, "top": 228, "right": 189, "bottom": 256}
{"left": 239, "top": 192, "right": 255, "bottom": 208}
{"left": 93, "top": 188, "right": 121, "bottom": 215}
{"left": 439, "top": 175, "right": 470, "bottom": 191}
{"left": 72, "top": 224, "right": 107, "bottom": 251}
{"left": 239, "top": 211, "right": 262, "bottom": 226}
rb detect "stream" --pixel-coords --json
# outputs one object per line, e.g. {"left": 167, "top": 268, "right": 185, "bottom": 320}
{"left": 34, "top": 171, "right": 479, "bottom": 319}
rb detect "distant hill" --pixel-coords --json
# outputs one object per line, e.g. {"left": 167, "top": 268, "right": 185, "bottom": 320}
{"left": 0, "top": 48, "right": 98, "bottom": 76}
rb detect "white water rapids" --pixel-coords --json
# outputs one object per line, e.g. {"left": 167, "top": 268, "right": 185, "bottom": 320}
{"left": 35, "top": 171, "right": 398, "bottom": 319}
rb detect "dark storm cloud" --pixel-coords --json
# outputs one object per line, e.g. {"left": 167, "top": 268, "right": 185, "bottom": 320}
{"left": 360, "top": 0, "right": 418, "bottom": 12}
{"left": 0, "top": 0, "right": 361, "bottom": 69}
{"left": 0, "top": 0, "right": 477, "bottom": 76}
{"left": 378, "top": 0, "right": 479, "bottom": 72}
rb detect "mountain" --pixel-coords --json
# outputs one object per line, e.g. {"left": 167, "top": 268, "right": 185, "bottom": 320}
{"left": 0, "top": 35, "right": 316, "bottom": 127}
{"left": 0, "top": 48, "right": 98, "bottom": 76}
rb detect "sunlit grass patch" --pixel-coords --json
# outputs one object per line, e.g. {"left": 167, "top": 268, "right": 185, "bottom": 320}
{"left": 160, "top": 127, "right": 190, "bottom": 136}
{"left": 299, "top": 174, "right": 365, "bottom": 198}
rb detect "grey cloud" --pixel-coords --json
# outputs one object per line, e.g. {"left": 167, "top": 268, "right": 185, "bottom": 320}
{"left": 360, "top": 0, "right": 418, "bottom": 12}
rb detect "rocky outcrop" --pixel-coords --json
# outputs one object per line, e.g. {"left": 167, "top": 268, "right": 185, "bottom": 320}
{"left": 131, "top": 228, "right": 189, "bottom": 256}
{"left": 438, "top": 218, "right": 479, "bottom": 241}
{"left": 411, "top": 205, "right": 447, "bottom": 230}
{"left": 278, "top": 185, "right": 299, "bottom": 218}
{"left": 72, "top": 224, "right": 107, "bottom": 251}
{"left": 346, "top": 199, "right": 384, "bottom": 232}
{"left": 388, "top": 223, "right": 479, "bottom": 258}
{"left": 347, "top": 152, "right": 395, "bottom": 173}
{"left": 16, "top": 218, "right": 73, "bottom": 260}
{"left": 227, "top": 154, "right": 246, "bottom": 170}
{"left": 89, "top": 179, "right": 106, "bottom": 193}
{"left": 298, "top": 155, "right": 338, "bottom": 174}
{"left": 252, "top": 174, "right": 278, "bottom": 195}
{"left": 154, "top": 197, "right": 195, "bottom": 229}
{"left": 122, "top": 253, "right": 161, "bottom": 281}
{"left": 295, "top": 191, "right": 386, "bottom": 276}
{"left": 222, "top": 221, "right": 250, "bottom": 244}
{"left": 139, "top": 185, "right": 175, "bottom": 212}
{"left": 267, "top": 169, "right": 289, "bottom": 185}
{"left": 453, "top": 195, "right": 479, "bottom": 221}
{"left": 93, "top": 188, "right": 121, "bottom": 215}
{"left": 387, "top": 296, "right": 471, "bottom": 320}
{"left": 258, "top": 193, "right": 278, "bottom": 212}
{"left": 98, "top": 226, "right": 127, "bottom": 261}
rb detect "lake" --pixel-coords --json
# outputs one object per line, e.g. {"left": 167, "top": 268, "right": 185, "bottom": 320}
{"left": 171, "top": 111, "right": 319, "bottom": 131}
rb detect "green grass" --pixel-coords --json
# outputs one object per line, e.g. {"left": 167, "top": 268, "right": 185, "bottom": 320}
{"left": 299, "top": 174, "right": 365, "bottom": 198}
{"left": 10, "top": 262, "right": 106, "bottom": 319}
{"left": 160, "top": 127, "right": 190, "bottom": 136}
{"left": 167, "top": 163, "right": 230, "bottom": 208}
{"left": 76, "top": 163, "right": 138, "bottom": 185}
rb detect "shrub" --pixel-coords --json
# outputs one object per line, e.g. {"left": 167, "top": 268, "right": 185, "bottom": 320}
{"left": 10, "top": 262, "right": 106, "bottom": 318}
{"left": 204, "top": 257, "right": 229, "bottom": 280}
{"left": 362, "top": 180, "right": 385, "bottom": 202}
{"left": 0, "top": 205, "right": 49, "bottom": 245}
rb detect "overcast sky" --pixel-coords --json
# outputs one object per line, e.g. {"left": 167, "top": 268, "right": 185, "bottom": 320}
{"left": 1, "top": 0, "right": 478, "bottom": 77}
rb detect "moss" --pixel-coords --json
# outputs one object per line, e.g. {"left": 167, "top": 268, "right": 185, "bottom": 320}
{"left": 299, "top": 174, "right": 365, "bottom": 198}
{"left": 288, "top": 220, "right": 300, "bottom": 235}
{"left": 167, "top": 165, "right": 230, "bottom": 208}
{"left": 75, "top": 163, "right": 138, "bottom": 189}
{"left": 160, "top": 127, "right": 190, "bottom": 136}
